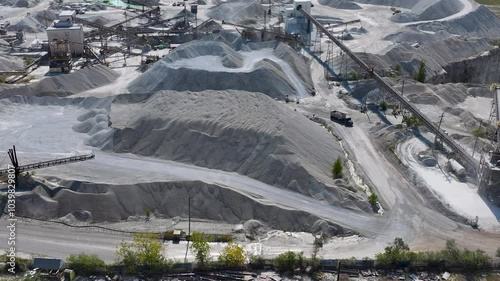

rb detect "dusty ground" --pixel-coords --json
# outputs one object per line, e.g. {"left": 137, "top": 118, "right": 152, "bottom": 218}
{"left": 0, "top": 0, "right": 499, "bottom": 265}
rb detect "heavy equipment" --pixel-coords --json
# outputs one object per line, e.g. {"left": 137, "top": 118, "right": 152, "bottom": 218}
{"left": 330, "top": 110, "right": 353, "bottom": 127}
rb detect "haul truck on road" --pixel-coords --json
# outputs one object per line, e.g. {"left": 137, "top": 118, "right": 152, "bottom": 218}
{"left": 330, "top": 110, "right": 353, "bottom": 127}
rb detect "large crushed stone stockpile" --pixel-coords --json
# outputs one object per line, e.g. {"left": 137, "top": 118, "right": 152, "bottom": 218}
{"left": 128, "top": 35, "right": 313, "bottom": 98}
{"left": 335, "top": 31, "right": 493, "bottom": 81}
{"left": 79, "top": 15, "right": 110, "bottom": 26}
{"left": 416, "top": 5, "right": 500, "bottom": 38}
{"left": 0, "top": 65, "right": 120, "bottom": 98}
{"left": 389, "top": 0, "right": 464, "bottom": 23}
{"left": 0, "top": 55, "right": 24, "bottom": 72}
{"left": 0, "top": 0, "right": 16, "bottom": 5}
{"left": 319, "top": 0, "right": 464, "bottom": 21}
{"left": 6, "top": 15, "right": 46, "bottom": 33}
{"left": 15, "top": 180, "right": 354, "bottom": 236}
{"left": 350, "top": 0, "right": 446, "bottom": 11}
{"left": 356, "top": 80, "right": 489, "bottom": 107}
{"left": 383, "top": 35, "right": 492, "bottom": 77}
{"left": 32, "top": 10, "right": 58, "bottom": 24}
{"left": 108, "top": 90, "right": 371, "bottom": 212}
{"left": 318, "top": 0, "right": 361, "bottom": 10}
{"left": 207, "top": 0, "right": 266, "bottom": 23}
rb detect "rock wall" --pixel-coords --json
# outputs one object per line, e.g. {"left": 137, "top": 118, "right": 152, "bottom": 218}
{"left": 431, "top": 48, "right": 500, "bottom": 85}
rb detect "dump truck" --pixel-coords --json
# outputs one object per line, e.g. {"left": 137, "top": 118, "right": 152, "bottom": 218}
{"left": 330, "top": 110, "right": 353, "bottom": 127}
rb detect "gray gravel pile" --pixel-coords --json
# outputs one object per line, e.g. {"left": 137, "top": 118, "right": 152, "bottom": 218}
{"left": 15, "top": 180, "right": 354, "bottom": 235}
{"left": 0, "top": 65, "right": 120, "bottom": 98}
{"left": 335, "top": 31, "right": 493, "bottom": 81}
{"left": 7, "top": 15, "right": 45, "bottom": 33}
{"left": 389, "top": 0, "right": 463, "bottom": 23}
{"left": 80, "top": 15, "right": 109, "bottom": 26}
{"left": 108, "top": 90, "right": 371, "bottom": 212}
{"left": 128, "top": 35, "right": 313, "bottom": 98}
{"left": 350, "top": 0, "right": 434, "bottom": 9}
{"left": 14, "top": 0, "right": 28, "bottom": 7}
{"left": 32, "top": 10, "right": 58, "bottom": 24}
{"left": 74, "top": 108, "right": 114, "bottom": 148}
{"left": 0, "top": 54, "right": 24, "bottom": 72}
{"left": 0, "top": 0, "right": 17, "bottom": 5}
{"left": 349, "top": 26, "right": 368, "bottom": 34}
{"left": 319, "top": 0, "right": 361, "bottom": 10}
{"left": 207, "top": 0, "right": 266, "bottom": 23}
{"left": 383, "top": 34, "right": 491, "bottom": 77}
{"left": 415, "top": 5, "right": 500, "bottom": 38}
{"left": 319, "top": 0, "right": 465, "bottom": 23}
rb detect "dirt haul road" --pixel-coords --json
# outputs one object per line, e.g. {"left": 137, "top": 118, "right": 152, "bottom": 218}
{"left": 304, "top": 54, "right": 500, "bottom": 256}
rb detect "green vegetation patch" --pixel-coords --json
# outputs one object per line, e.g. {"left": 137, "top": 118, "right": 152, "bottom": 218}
{"left": 475, "top": 0, "right": 500, "bottom": 5}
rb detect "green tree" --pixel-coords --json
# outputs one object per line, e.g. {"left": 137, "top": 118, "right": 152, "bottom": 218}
{"left": 415, "top": 60, "right": 426, "bottom": 83}
{"left": 405, "top": 115, "right": 421, "bottom": 127}
{"left": 273, "top": 251, "right": 303, "bottom": 273}
{"left": 379, "top": 101, "right": 388, "bottom": 114}
{"left": 368, "top": 193, "right": 378, "bottom": 205}
{"left": 190, "top": 232, "right": 211, "bottom": 268}
{"left": 311, "top": 238, "right": 321, "bottom": 261}
{"left": 218, "top": 243, "right": 246, "bottom": 268}
{"left": 116, "top": 232, "right": 165, "bottom": 272}
{"left": 351, "top": 71, "right": 359, "bottom": 80}
{"left": 392, "top": 64, "right": 401, "bottom": 75}
{"left": 66, "top": 254, "right": 106, "bottom": 275}
{"left": 496, "top": 247, "right": 500, "bottom": 257}
{"left": 375, "top": 237, "right": 410, "bottom": 267}
{"left": 472, "top": 127, "right": 485, "bottom": 138}
{"left": 332, "top": 157, "right": 343, "bottom": 179}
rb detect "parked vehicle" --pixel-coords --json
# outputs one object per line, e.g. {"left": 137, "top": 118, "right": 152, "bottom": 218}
{"left": 330, "top": 110, "right": 353, "bottom": 127}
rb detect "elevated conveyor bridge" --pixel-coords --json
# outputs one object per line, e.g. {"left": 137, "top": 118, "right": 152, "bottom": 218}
{"left": 297, "top": 5, "right": 479, "bottom": 174}
{"left": 496, "top": 89, "right": 500, "bottom": 150}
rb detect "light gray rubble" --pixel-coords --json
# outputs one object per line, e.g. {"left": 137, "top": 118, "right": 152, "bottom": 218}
{"left": 207, "top": 0, "right": 266, "bottom": 24}
{"left": 128, "top": 34, "right": 314, "bottom": 98}
{"left": 0, "top": 65, "right": 120, "bottom": 98}
{"left": 15, "top": 179, "right": 353, "bottom": 236}
{"left": 318, "top": 0, "right": 361, "bottom": 10}
{"left": 107, "top": 90, "right": 371, "bottom": 212}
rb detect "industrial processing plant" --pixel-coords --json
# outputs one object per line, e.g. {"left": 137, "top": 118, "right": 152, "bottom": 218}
{"left": 0, "top": 0, "right": 499, "bottom": 275}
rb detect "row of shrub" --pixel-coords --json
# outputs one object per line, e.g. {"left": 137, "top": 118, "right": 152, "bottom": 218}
{"left": 375, "top": 238, "right": 498, "bottom": 270}
{"left": 4, "top": 237, "right": 499, "bottom": 277}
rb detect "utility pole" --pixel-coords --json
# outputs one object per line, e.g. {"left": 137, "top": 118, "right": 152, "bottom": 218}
{"left": 434, "top": 112, "right": 445, "bottom": 151}
{"left": 188, "top": 196, "right": 191, "bottom": 238}
{"left": 264, "top": 11, "right": 267, "bottom": 29}
{"left": 268, "top": 0, "right": 271, "bottom": 15}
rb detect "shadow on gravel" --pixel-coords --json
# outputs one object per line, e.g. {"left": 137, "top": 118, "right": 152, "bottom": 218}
{"left": 413, "top": 128, "right": 435, "bottom": 148}
{"left": 367, "top": 104, "right": 391, "bottom": 125}
{"left": 481, "top": 194, "right": 500, "bottom": 222}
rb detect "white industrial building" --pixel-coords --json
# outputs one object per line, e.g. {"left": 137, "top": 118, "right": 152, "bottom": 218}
{"left": 284, "top": 0, "right": 312, "bottom": 42}
{"left": 46, "top": 11, "right": 84, "bottom": 55}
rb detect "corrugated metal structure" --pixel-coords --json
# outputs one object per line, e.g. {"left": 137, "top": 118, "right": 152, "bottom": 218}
{"left": 46, "top": 11, "right": 84, "bottom": 55}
